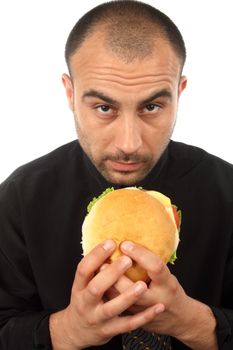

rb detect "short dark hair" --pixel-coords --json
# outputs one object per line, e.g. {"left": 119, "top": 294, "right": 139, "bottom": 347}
{"left": 65, "top": 0, "right": 186, "bottom": 72}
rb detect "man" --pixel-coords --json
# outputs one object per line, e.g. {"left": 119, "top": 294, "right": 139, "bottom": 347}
{"left": 0, "top": 1, "right": 232, "bottom": 349}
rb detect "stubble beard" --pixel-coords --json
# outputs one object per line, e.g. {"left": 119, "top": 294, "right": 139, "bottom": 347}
{"left": 75, "top": 117, "right": 171, "bottom": 186}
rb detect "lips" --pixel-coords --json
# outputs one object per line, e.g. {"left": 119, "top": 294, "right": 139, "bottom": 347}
{"left": 108, "top": 160, "right": 143, "bottom": 172}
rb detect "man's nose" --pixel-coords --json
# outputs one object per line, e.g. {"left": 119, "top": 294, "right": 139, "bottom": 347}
{"left": 114, "top": 116, "right": 142, "bottom": 155}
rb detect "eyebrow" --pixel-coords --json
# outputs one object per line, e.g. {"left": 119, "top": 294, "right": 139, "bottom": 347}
{"left": 141, "top": 89, "right": 172, "bottom": 105}
{"left": 82, "top": 88, "right": 172, "bottom": 106}
{"left": 82, "top": 90, "right": 118, "bottom": 105}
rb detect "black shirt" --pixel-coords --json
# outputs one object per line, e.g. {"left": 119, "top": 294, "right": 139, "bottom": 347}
{"left": 0, "top": 140, "right": 233, "bottom": 349}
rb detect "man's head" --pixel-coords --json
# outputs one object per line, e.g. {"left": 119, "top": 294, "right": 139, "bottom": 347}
{"left": 62, "top": 0, "right": 187, "bottom": 186}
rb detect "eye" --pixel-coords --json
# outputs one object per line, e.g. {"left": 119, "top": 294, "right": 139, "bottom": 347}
{"left": 144, "top": 103, "right": 160, "bottom": 112}
{"left": 96, "top": 105, "right": 112, "bottom": 113}
{"left": 94, "top": 104, "right": 117, "bottom": 120}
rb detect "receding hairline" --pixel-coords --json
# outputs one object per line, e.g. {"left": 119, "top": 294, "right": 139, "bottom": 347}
{"left": 65, "top": 1, "right": 186, "bottom": 73}
{"left": 68, "top": 24, "right": 183, "bottom": 75}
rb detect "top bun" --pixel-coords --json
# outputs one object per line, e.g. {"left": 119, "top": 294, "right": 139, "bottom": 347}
{"left": 82, "top": 188, "right": 179, "bottom": 282}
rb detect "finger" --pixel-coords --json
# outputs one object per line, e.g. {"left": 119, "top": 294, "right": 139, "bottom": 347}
{"left": 104, "top": 274, "right": 134, "bottom": 301}
{"left": 126, "top": 302, "right": 165, "bottom": 316}
{"left": 110, "top": 274, "right": 154, "bottom": 307}
{"left": 112, "top": 274, "right": 134, "bottom": 293}
{"left": 101, "top": 303, "right": 165, "bottom": 338}
{"left": 74, "top": 240, "right": 116, "bottom": 291}
{"left": 120, "top": 241, "right": 170, "bottom": 283}
{"left": 120, "top": 303, "right": 165, "bottom": 332}
{"left": 99, "top": 263, "right": 110, "bottom": 272}
{"left": 83, "top": 255, "right": 133, "bottom": 304}
{"left": 99, "top": 281, "right": 148, "bottom": 321}
{"left": 106, "top": 281, "right": 154, "bottom": 308}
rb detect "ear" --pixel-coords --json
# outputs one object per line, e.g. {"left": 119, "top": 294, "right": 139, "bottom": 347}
{"left": 62, "top": 73, "right": 74, "bottom": 111}
{"left": 178, "top": 75, "right": 187, "bottom": 97}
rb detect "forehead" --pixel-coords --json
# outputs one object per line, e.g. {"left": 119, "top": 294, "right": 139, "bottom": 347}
{"left": 69, "top": 31, "right": 181, "bottom": 91}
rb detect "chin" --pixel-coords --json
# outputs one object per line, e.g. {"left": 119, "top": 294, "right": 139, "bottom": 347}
{"left": 102, "top": 170, "right": 147, "bottom": 186}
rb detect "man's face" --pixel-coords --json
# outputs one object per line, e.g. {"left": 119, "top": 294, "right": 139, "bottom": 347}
{"left": 63, "top": 33, "right": 187, "bottom": 186}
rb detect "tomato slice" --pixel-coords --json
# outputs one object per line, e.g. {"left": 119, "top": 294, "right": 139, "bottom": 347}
{"left": 172, "top": 205, "right": 180, "bottom": 229}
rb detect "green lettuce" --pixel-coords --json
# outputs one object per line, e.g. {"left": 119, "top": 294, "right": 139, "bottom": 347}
{"left": 87, "top": 187, "right": 115, "bottom": 213}
{"left": 169, "top": 250, "right": 178, "bottom": 264}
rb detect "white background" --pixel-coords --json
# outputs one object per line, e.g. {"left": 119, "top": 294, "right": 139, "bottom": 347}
{"left": 0, "top": 1, "right": 232, "bottom": 183}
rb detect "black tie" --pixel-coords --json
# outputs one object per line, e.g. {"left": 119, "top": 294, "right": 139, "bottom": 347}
{"left": 122, "top": 329, "right": 172, "bottom": 349}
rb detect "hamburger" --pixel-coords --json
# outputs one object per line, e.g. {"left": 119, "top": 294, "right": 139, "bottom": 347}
{"left": 82, "top": 187, "right": 181, "bottom": 282}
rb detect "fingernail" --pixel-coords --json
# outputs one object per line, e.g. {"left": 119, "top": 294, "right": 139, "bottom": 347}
{"left": 120, "top": 256, "right": 132, "bottom": 268}
{"left": 121, "top": 241, "right": 134, "bottom": 252}
{"left": 154, "top": 304, "right": 165, "bottom": 314}
{"left": 102, "top": 240, "right": 115, "bottom": 251}
{"left": 134, "top": 282, "right": 147, "bottom": 295}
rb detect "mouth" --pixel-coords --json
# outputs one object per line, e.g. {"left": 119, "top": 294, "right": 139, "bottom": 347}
{"left": 108, "top": 160, "right": 143, "bottom": 172}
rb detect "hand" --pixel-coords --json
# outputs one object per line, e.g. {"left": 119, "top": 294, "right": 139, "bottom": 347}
{"left": 120, "top": 241, "right": 188, "bottom": 335}
{"left": 49, "top": 240, "right": 164, "bottom": 350}
{"left": 106, "top": 241, "right": 217, "bottom": 350}
{"left": 104, "top": 241, "right": 186, "bottom": 336}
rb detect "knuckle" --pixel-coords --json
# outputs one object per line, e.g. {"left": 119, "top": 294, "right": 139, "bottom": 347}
{"left": 150, "top": 259, "right": 164, "bottom": 276}
{"left": 100, "top": 325, "right": 114, "bottom": 339}
{"left": 102, "top": 304, "right": 115, "bottom": 319}
{"left": 87, "top": 282, "right": 102, "bottom": 297}
{"left": 170, "top": 276, "right": 179, "bottom": 295}
{"left": 86, "top": 314, "right": 97, "bottom": 327}
{"left": 127, "top": 317, "right": 138, "bottom": 331}
{"left": 76, "top": 261, "right": 87, "bottom": 278}
{"left": 155, "top": 259, "right": 165, "bottom": 274}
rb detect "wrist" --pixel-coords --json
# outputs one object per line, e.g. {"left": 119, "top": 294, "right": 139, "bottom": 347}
{"left": 49, "top": 310, "right": 82, "bottom": 350}
{"left": 173, "top": 297, "right": 217, "bottom": 350}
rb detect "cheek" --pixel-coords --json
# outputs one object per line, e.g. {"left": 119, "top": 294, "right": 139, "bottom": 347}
{"left": 75, "top": 108, "right": 98, "bottom": 141}
{"left": 75, "top": 105, "right": 106, "bottom": 131}
{"left": 141, "top": 114, "right": 176, "bottom": 151}
{"left": 144, "top": 113, "right": 175, "bottom": 137}
{"left": 157, "top": 109, "right": 177, "bottom": 133}
{"left": 78, "top": 111, "right": 116, "bottom": 143}
{"left": 75, "top": 116, "right": 110, "bottom": 153}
